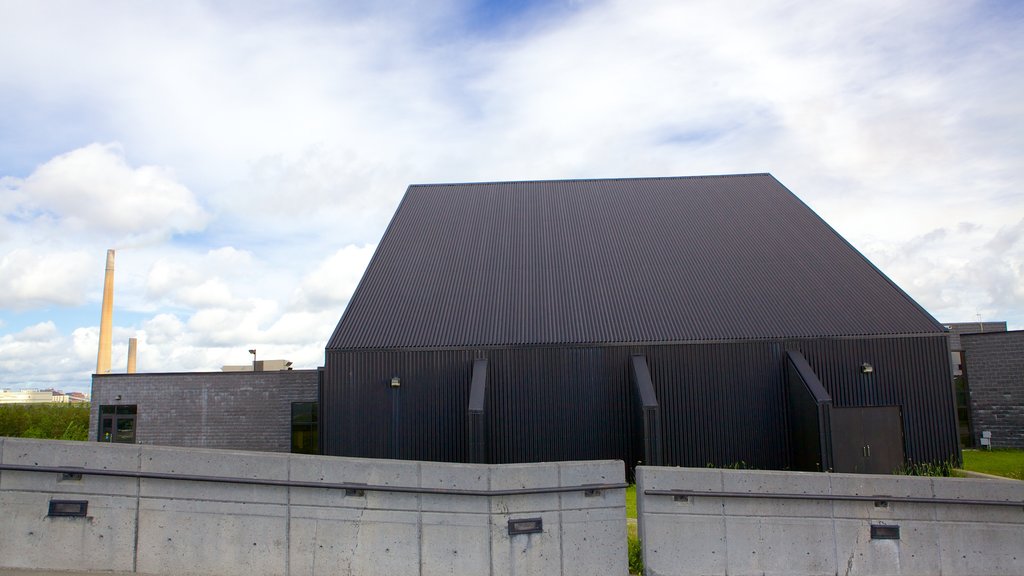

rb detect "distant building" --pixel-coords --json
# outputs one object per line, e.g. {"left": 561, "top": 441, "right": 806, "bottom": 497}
{"left": 222, "top": 359, "right": 294, "bottom": 372}
{"left": 0, "top": 389, "right": 89, "bottom": 404}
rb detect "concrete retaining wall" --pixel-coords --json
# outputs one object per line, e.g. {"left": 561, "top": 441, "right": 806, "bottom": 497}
{"left": 636, "top": 466, "right": 1024, "bottom": 576}
{"left": 0, "top": 438, "right": 625, "bottom": 576}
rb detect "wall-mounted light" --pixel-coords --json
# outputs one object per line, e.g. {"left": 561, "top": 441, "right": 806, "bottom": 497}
{"left": 508, "top": 517, "right": 543, "bottom": 535}
{"left": 860, "top": 363, "right": 874, "bottom": 374}
{"left": 249, "top": 349, "right": 257, "bottom": 371}
{"left": 114, "top": 395, "right": 122, "bottom": 401}
{"left": 48, "top": 500, "right": 88, "bottom": 518}
{"left": 870, "top": 524, "right": 900, "bottom": 540}
{"left": 390, "top": 377, "right": 401, "bottom": 388}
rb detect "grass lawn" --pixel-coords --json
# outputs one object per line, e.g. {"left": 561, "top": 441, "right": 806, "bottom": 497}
{"left": 961, "top": 448, "right": 1024, "bottom": 480}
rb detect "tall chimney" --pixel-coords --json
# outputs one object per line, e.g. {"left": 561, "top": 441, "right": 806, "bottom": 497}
{"left": 127, "top": 337, "right": 137, "bottom": 374}
{"left": 96, "top": 249, "right": 115, "bottom": 374}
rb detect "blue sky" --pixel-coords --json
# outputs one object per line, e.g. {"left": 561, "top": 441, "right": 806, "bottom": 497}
{"left": 1, "top": 0, "right": 1022, "bottom": 393}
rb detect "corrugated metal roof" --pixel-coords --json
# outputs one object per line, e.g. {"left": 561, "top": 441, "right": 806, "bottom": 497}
{"left": 328, "top": 174, "right": 943, "bottom": 349}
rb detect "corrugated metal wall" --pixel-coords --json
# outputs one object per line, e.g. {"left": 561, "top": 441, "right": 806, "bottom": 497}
{"left": 322, "top": 335, "right": 959, "bottom": 469}
{"left": 793, "top": 335, "right": 960, "bottom": 465}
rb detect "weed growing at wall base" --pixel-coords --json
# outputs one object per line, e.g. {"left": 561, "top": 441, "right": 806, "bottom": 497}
{"left": 895, "top": 458, "right": 956, "bottom": 477}
{"left": 628, "top": 534, "right": 643, "bottom": 575}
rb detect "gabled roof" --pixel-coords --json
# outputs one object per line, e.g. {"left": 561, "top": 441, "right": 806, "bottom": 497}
{"left": 328, "top": 174, "right": 943, "bottom": 350}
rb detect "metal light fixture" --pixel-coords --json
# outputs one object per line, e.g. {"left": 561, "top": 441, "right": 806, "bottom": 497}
{"left": 860, "top": 363, "right": 874, "bottom": 374}
{"left": 508, "top": 517, "right": 543, "bottom": 535}
{"left": 249, "top": 349, "right": 257, "bottom": 371}
{"left": 871, "top": 524, "right": 899, "bottom": 540}
{"left": 48, "top": 500, "right": 88, "bottom": 518}
{"left": 390, "top": 377, "right": 401, "bottom": 388}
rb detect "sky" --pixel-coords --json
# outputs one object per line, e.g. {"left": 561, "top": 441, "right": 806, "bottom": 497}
{"left": 1, "top": 0, "right": 1022, "bottom": 394}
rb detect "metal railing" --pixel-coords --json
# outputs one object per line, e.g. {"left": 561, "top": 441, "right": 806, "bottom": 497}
{"left": 0, "top": 463, "right": 626, "bottom": 496}
{"left": 643, "top": 489, "right": 1023, "bottom": 508}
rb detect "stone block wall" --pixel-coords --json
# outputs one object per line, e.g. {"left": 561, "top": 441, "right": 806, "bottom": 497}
{"left": 89, "top": 369, "right": 320, "bottom": 452}
{"left": 962, "top": 330, "right": 1024, "bottom": 449}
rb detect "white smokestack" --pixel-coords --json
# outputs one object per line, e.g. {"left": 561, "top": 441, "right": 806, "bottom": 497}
{"left": 96, "top": 249, "right": 115, "bottom": 374}
{"left": 127, "top": 337, "right": 137, "bottom": 374}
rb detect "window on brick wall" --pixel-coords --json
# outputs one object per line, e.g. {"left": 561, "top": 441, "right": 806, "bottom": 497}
{"left": 99, "top": 405, "right": 137, "bottom": 443}
{"left": 291, "top": 402, "right": 319, "bottom": 454}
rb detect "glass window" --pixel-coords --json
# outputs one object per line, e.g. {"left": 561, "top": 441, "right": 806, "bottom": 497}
{"left": 99, "top": 405, "right": 137, "bottom": 443}
{"left": 291, "top": 402, "right": 319, "bottom": 455}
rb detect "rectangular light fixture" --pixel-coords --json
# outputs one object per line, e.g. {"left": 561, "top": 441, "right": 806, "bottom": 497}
{"left": 48, "top": 500, "right": 88, "bottom": 517}
{"left": 508, "top": 517, "right": 543, "bottom": 535}
{"left": 870, "top": 524, "right": 900, "bottom": 540}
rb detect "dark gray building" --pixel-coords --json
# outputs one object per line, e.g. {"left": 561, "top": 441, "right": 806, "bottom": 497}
{"left": 91, "top": 370, "right": 320, "bottom": 453}
{"left": 943, "top": 321, "right": 1008, "bottom": 445}
{"left": 962, "top": 330, "right": 1024, "bottom": 449}
{"left": 323, "top": 174, "right": 960, "bottom": 474}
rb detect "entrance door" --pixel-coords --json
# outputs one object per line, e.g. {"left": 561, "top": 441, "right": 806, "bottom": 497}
{"left": 830, "top": 406, "right": 905, "bottom": 474}
{"left": 99, "top": 405, "right": 137, "bottom": 443}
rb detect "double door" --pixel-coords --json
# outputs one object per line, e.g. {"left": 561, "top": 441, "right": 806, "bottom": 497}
{"left": 830, "top": 406, "right": 905, "bottom": 474}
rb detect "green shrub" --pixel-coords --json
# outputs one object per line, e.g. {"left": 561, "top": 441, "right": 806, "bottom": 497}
{"left": 0, "top": 403, "right": 90, "bottom": 441}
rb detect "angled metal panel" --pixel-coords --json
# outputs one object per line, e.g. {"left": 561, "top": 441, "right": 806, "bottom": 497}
{"left": 468, "top": 358, "right": 487, "bottom": 413}
{"left": 630, "top": 355, "right": 663, "bottom": 466}
{"left": 786, "top": 350, "right": 833, "bottom": 471}
{"left": 468, "top": 357, "right": 488, "bottom": 463}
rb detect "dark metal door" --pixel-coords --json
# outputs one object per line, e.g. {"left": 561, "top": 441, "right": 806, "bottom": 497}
{"left": 830, "top": 406, "right": 905, "bottom": 474}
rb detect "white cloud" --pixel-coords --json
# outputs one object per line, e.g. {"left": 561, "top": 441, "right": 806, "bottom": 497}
{"left": 0, "top": 0, "right": 1022, "bottom": 394}
{"left": 10, "top": 143, "right": 208, "bottom": 243}
{"left": 291, "top": 244, "right": 377, "bottom": 311}
{"left": 0, "top": 322, "right": 80, "bottom": 385}
{"left": 0, "top": 249, "right": 93, "bottom": 309}
{"left": 145, "top": 247, "right": 255, "bottom": 306}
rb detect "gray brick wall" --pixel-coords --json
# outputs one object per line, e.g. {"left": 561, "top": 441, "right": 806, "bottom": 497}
{"left": 89, "top": 369, "right": 320, "bottom": 452}
{"left": 962, "top": 330, "right": 1024, "bottom": 449}
{"left": 944, "top": 321, "right": 1007, "bottom": 351}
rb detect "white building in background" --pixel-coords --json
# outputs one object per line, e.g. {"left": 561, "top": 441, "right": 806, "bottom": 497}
{"left": 222, "top": 359, "right": 294, "bottom": 372}
{"left": 0, "top": 389, "right": 90, "bottom": 404}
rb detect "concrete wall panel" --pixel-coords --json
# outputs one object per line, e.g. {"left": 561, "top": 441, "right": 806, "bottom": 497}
{"left": 420, "top": 512, "right": 491, "bottom": 576}
{"left": 0, "top": 438, "right": 139, "bottom": 496}
{"left": 560, "top": 506, "right": 627, "bottom": 576}
{"left": 1, "top": 439, "right": 624, "bottom": 576}
{"left": 136, "top": 499, "right": 289, "bottom": 576}
{"left": 488, "top": 512, "right": 561, "bottom": 576}
{"left": 0, "top": 492, "right": 136, "bottom": 573}
{"left": 637, "top": 465, "right": 1024, "bottom": 576}
{"left": 723, "top": 516, "right": 836, "bottom": 576}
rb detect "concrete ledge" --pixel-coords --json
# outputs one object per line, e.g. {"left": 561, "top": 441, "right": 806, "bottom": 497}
{"left": 0, "top": 438, "right": 625, "bottom": 576}
{"left": 637, "top": 466, "right": 1024, "bottom": 576}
